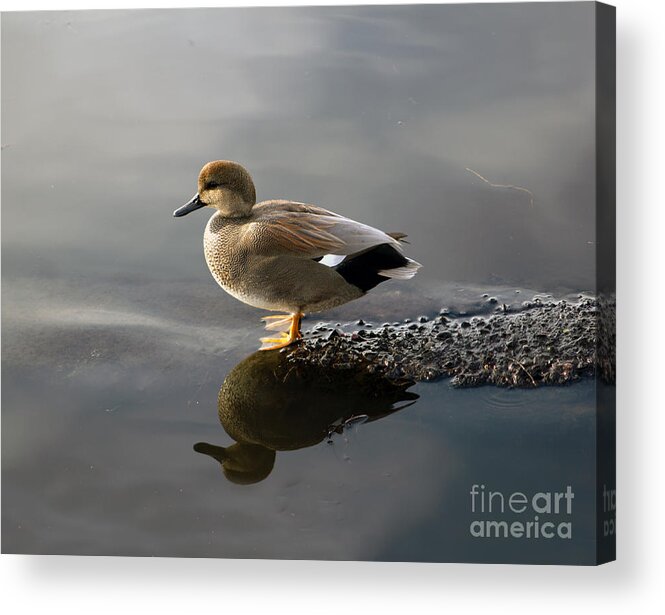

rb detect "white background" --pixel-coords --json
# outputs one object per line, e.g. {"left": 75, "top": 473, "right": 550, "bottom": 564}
{"left": 0, "top": 0, "right": 663, "bottom": 612}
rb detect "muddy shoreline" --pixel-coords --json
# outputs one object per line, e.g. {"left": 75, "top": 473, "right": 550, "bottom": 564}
{"left": 287, "top": 296, "right": 615, "bottom": 388}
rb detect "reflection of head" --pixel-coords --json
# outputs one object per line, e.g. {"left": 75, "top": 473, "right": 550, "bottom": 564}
{"left": 194, "top": 349, "right": 418, "bottom": 484}
{"left": 194, "top": 442, "right": 274, "bottom": 485}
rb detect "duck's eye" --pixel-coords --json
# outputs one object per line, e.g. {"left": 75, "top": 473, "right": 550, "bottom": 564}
{"left": 205, "top": 181, "right": 225, "bottom": 190}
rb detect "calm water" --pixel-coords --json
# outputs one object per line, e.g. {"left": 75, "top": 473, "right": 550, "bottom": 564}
{"left": 3, "top": 4, "right": 604, "bottom": 562}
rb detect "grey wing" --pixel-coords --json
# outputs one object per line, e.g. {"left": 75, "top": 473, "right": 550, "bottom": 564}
{"left": 247, "top": 200, "right": 404, "bottom": 260}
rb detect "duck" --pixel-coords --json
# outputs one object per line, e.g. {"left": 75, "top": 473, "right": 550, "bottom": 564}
{"left": 194, "top": 349, "right": 419, "bottom": 484}
{"left": 174, "top": 160, "right": 421, "bottom": 350}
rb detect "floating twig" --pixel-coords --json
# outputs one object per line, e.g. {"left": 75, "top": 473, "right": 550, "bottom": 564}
{"left": 465, "top": 167, "right": 535, "bottom": 207}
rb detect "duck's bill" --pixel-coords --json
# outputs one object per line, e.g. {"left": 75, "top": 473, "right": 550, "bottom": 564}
{"left": 173, "top": 194, "right": 204, "bottom": 217}
{"left": 193, "top": 442, "right": 228, "bottom": 463}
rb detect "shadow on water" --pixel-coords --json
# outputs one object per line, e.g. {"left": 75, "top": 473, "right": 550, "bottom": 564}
{"left": 194, "top": 350, "right": 419, "bottom": 484}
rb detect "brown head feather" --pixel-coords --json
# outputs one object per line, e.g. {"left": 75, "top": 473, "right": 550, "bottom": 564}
{"left": 197, "top": 160, "right": 256, "bottom": 217}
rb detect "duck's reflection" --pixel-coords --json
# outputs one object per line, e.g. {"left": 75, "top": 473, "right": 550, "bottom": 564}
{"left": 194, "top": 350, "right": 419, "bottom": 484}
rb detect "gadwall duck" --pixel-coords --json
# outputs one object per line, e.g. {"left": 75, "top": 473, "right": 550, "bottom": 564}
{"left": 194, "top": 350, "right": 418, "bottom": 484}
{"left": 174, "top": 160, "right": 421, "bottom": 350}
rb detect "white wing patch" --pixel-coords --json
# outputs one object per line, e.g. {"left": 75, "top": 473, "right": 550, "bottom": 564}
{"left": 319, "top": 254, "right": 347, "bottom": 267}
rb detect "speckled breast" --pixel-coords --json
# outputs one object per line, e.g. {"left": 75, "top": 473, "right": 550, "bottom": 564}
{"left": 203, "top": 213, "right": 247, "bottom": 298}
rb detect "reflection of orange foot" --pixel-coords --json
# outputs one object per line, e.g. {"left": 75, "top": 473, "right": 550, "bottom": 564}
{"left": 259, "top": 313, "right": 303, "bottom": 351}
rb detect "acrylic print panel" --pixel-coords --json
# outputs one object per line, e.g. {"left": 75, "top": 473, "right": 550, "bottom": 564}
{"left": 1, "top": 2, "right": 615, "bottom": 564}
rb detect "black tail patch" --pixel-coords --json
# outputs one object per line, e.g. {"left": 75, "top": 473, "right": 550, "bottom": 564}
{"left": 334, "top": 244, "right": 409, "bottom": 293}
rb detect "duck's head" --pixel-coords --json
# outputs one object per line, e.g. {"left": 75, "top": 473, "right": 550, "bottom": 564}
{"left": 193, "top": 441, "right": 276, "bottom": 485}
{"left": 173, "top": 160, "right": 256, "bottom": 219}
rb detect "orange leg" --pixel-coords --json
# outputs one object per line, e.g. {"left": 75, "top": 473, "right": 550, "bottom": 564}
{"left": 259, "top": 312, "right": 304, "bottom": 351}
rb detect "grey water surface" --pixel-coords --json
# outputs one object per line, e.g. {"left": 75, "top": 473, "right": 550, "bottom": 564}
{"left": 2, "top": 4, "right": 602, "bottom": 562}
